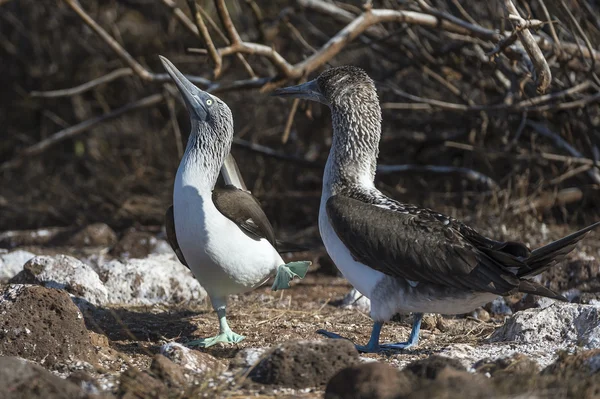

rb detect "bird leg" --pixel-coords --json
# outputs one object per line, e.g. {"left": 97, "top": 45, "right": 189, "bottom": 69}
{"left": 317, "top": 313, "right": 423, "bottom": 353}
{"left": 379, "top": 313, "right": 423, "bottom": 350}
{"left": 185, "top": 307, "right": 245, "bottom": 347}
{"left": 271, "top": 261, "right": 311, "bottom": 291}
{"left": 317, "top": 322, "right": 383, "bottom": 353}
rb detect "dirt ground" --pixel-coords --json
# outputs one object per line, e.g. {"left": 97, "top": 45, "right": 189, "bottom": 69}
{"left": 78, "top": 271, "right": 495, "bottom": 397}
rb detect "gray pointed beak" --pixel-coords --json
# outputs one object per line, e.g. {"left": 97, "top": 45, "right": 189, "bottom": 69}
{"left": 271, "top": 79, "right": 328, "bottom": 105}
{"left": 159, "top": 55, "right": 209, "bottom": 121}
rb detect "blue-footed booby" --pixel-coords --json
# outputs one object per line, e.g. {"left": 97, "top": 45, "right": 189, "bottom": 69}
{"left": 160, "top": 56, "right": 310, "bottom": 347}
{"left": 273, "top": 66, "right": 600, "bottom": 353}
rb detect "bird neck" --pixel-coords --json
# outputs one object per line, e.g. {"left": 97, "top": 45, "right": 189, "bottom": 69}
{"left": 324, "top": 100, "right": 382, "bottom": 196}
{"left": 179, "top": 121, "right": 232, "bottom": 193}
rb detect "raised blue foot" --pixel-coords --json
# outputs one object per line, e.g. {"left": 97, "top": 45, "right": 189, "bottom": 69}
{"left": 271, "top": 261, "right": 311, "bottom": 291}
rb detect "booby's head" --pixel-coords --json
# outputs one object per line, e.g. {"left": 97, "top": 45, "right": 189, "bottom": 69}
{"left": 273, "top": 66, "right": 382, "bottom": 190}
{"left": 272, "top": 66, "right": 378, "bottom": 110}
{"left": 159, "top": 55, "right": 233, "bottom": 136}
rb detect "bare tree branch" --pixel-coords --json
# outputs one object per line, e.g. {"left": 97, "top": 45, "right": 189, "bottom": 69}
{"left": 186, "top": 0, "right": 222, "bottom": 78}
{"left": 504, "top": 0, "right": 551, "bottom": 93}
{"left": 30, "top": 68, "right": 133, "bottom": 98}
{"left": 527, "top": 121, "right": 600, "bottom": 185}
{"left": 1, "top": 94, "right": 164, "bottom": 172}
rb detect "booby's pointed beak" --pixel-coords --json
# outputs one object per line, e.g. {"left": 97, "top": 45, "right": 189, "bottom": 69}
{"left": 271, "top": 79, "right": 328, "bottom": 105}
{"left": 159, "top": 55, "right": 209, "bottom": 121}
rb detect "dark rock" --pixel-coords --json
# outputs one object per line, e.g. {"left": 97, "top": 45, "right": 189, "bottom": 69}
{"left": 404, "top": 355, "right": 465, "bottom": 379}
{"left": 150, "top": 354, "right": 189, "bottom": 388}
{"left": 10, "top": 255, "right": 108, "bottom": 305}
{"left": 473, "top": 353, "right": 539, "bottom": 377}
{"left": 118, "top": 367, "right": 169, "bottom": 399}
{"left": 542, "top": 349, "right": 600, "bottom": 376}
{"left": 0, "top": 285, "right": 96, "bottom": 368}
{"left": 406, "top": 367, "right": 491, "bottom": 399}
{"left": 542, "top": 258, "right": 600, "bottom": 294}
{"left": 66, "top": 223, "right": 117, "bottom": 247}
{"left": 0, "top": 356, "right": 88, "bottom": 399}
{"left": 110, "top": 229, "right": 159, "bottom": 259}
{"left": 471, "top": 308, "right": 490, "bottom": 322}
{"left": 251, "top": 339, "right": 360, "bottom": 388}
{"left": 325, "top": 362, "right": 413, "bottom": 399}
{"left": 420, "top": 314, "right": 437, "bottom": 331}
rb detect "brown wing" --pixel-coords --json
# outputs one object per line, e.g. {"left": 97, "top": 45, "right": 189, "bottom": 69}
{"left": 326, "top": 194, "right": 522, "bottom": 295}
{"left": 212, "top": 185, "right": 276, "bottom": 247}
{"left": 165, "top": 205, "right": 189, "bottom": 268}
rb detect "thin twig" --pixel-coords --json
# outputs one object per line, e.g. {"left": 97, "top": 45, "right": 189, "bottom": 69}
{"left": 30, "top": 68, "right": 134, "bottom": 98}
{"left": 165, "top": 89, "right": 184, "bottom": 158}
{"left": 63, "top": 0, "right": 211, "bottom": 86}
{"left": 536, "top": 0, "right": 560, "bottom": 50}
{"left": 527, "top": 121, "right": 600, "bottom": 185}
{"left": 186, "top": 0, "right": 222, "bottom": 78}
{"left": 215, "top": 0, "right": 242, "bottom": 44}
{"left": 1, "top": 94, "right": 164, "bottom": 171}
{"left": 504, "top": 0, "right": 551, "bottom": 93}
{"left": 197, "top": 6, "right": 256, "bottom": 78}
{"left": 385, "top": 81, "right": 598, "bottom": 112}
{"left": 281, "top": 99, "right": 301, "bottom": 144}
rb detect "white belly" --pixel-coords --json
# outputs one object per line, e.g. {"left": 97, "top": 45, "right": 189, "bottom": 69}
{"left": 319, "top": 190, "right": 498, "bottom": 322}
{"left": 174, "top": 179, "right": 283, "bottom": 299}
{"left": 319, "top": 198, "right": 386, "bottom": 299}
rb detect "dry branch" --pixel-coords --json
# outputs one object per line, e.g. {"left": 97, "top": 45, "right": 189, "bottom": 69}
{"left": 186, "top": 0, "right": 222, "bottom": 77}
{"left": 1, "top": 94, "right": 164, "bottom": 172}
{"left": 527, "top": 121, "right": 600, "bottom": 185}
{"left": 503, "top": 0, "right": 551, "bottom": 93}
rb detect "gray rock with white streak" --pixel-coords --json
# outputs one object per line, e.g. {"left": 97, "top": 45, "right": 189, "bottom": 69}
{"left": 0, "top": 250, "right": 36, "bottom": 281}
{"left": 99, "top": 254, "right": 206, "bottom": 305}
{"left": 160, "top": 342, "right": 227, "bottom": 374}
{"left": 490, "top": 302, "right": 600, "bottom": 349}
{"left": 9, "top": 255, "right": 108, "bottom": 305}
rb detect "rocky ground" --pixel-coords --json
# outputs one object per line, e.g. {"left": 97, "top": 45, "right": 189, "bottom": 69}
{"left": 1, "top": 222, "right": 600, "bottom": 398}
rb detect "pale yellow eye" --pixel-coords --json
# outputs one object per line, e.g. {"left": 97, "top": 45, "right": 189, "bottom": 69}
{"left": 206, "top": 99, "right": 213, "bottom": 106}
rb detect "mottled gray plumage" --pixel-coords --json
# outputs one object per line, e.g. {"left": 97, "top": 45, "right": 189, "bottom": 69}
{"left": 273, "top": 65, "right": 600, "bottom": 352}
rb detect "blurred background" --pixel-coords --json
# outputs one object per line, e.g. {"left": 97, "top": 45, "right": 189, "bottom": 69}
{"left": 1, "top": 0, "right": 599, "bottom": 251}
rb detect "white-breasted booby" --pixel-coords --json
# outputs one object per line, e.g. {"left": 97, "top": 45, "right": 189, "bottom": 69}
{"left": 160, "top": 56, "right": 310, "bottom": 347}
{"left": 273, "top": 66, "right": 600, "bottom": 353}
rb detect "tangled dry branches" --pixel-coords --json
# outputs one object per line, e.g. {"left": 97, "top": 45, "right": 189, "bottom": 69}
{"left": 2, "top": 0, "right": 600, "bottom": 229}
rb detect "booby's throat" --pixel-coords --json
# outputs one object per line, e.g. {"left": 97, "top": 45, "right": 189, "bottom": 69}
{"left": 327, "top": 97, "right": 381, "bottom": 194}
{"left": 181, "top": 117, "right": 233, "bottom": 190}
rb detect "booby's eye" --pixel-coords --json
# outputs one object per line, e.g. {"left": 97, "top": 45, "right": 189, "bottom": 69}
{"left": 206, "top": 99, "right": 213, "bottom": 106}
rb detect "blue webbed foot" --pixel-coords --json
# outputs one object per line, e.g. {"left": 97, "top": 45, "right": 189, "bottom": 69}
{"left": 271, "top": 261, "right": 311, "bottom": 291}
{"left": 185, "top": 330, "right": 245, "bottom": 348}
{"left": 317, "top": 324, "right": 382, "bottom": 353}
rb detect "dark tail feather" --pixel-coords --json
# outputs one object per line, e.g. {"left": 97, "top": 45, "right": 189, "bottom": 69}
{"left": 276, "top": 240, "right": 309, "bottom": 254}
{"left": 518, "top": 280, "right": 567, "bottom": 301}
{"left": 519, "top": 221, "right": 600, "bottom": 278}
